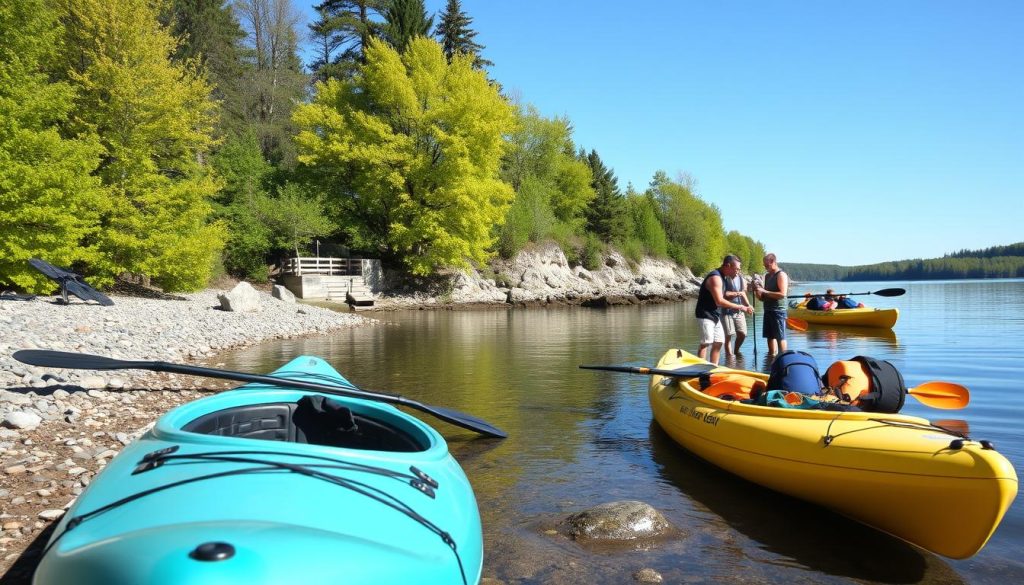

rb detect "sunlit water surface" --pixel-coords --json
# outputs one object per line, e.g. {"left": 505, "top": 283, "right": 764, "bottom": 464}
{"left": 213, "top": 279, "right": 1024, "bottom": 584}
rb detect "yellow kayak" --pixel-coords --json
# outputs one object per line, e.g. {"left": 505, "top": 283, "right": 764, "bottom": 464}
{"left": 789, "top": 305, "right": 899, "bottom": 328}
{"left": 648, "top": 349, "right": 1017, "bottom": 559}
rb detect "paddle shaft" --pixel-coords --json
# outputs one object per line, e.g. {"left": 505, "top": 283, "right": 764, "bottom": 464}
{"left": 579, "top": 364, "right": 716, "bottom": 378}
{"left": 12, "top": 350, "right": 507, "bottom": 439}
{"left": 786, "top": 287, "right": 905, "bottom": 299}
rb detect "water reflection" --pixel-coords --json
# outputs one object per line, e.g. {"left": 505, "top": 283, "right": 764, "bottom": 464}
{"left": 801, "top": 324, "right": 899, "bottom": 349}
{"left": 647, "top": 422, "right": 966, "bottom": 584}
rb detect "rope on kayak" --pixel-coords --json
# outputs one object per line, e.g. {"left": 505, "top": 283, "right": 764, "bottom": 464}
{"left": 136, "top": 448, "right": 440, "bottom": 496}
{"left": 43, "top": 448, "right": 469, "bottom": 585}
{"left": 822, "top": 417, "right": 968, "bottom": 447}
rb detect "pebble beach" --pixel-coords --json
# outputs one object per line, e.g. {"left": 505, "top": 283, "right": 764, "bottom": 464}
{"left": 0, "top": 290, "right": 369, "bottom": 581}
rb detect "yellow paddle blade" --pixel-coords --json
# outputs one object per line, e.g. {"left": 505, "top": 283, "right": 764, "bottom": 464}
{"left": 908, "top": 381, "right": 970, "bottom": 409}
{"left": 786, "top": 317, "right": 808, "bottom": 331}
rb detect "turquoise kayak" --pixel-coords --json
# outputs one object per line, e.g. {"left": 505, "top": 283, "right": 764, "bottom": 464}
{"left": 33, "top": 356, "right": 483, "bottom": 584}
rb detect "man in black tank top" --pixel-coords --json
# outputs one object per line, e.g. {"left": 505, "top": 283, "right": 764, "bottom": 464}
{"left": 695, "top": 255, "right": 755, "bottom": 365}
{"left": 753, "top": 252, "right": 790, "bottom": 355}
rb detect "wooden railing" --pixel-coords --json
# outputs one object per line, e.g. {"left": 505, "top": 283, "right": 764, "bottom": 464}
{"left": 282, "top": 257, "right": 365, "bottom": 276}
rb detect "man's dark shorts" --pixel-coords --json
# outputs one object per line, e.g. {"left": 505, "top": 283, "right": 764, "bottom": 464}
{"left": 762, "top": 309, "right": 787, "bottom": 340}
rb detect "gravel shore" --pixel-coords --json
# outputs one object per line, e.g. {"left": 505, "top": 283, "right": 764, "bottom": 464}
{"left": 0, "top": 291, "right": 370, "bottom": 581}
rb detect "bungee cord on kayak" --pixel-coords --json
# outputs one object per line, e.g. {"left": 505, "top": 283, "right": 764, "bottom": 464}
{"left": 41, "top": 446, "right": 469, "bottom": 585}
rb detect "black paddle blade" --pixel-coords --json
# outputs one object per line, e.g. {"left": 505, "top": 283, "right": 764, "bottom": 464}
{"left": 13, "top": 350, "right": 149, "bottom": 370}
{"left": 13, "top": 350, "right": 507, "bottom": 439}
{"left": 579, "top": 363, "right": 717, "bottom": 378}
{"left": 873, "top": 287, "right": 906, "bottom": 297}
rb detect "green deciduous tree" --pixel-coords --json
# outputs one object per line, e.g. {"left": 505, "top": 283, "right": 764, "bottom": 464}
{"left": 294, "top": 37, "right": 515, "bottom": 274}
{"left": 382, "top": 0, "right": 433, "bottom": 54}
{"left": 626, "top": 190, "right": 668, "bottom": 259}
{"left": 0, "top": 0, "right": 104, "bottom": 293}
{"left": 648, "top": 171, "right": 725, "bottom": 274}
{"left": 498, "top": 104, "right": 593, "bottom": 256}
{"left": 61, "top": 0, "right": 224, "bottom": 291}
{"left": 435, "top": 0, "right": 491, "bottom": 68}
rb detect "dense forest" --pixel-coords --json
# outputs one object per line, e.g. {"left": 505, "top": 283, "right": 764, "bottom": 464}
{"left": 786, "top": 242, "right": 1024, "bottom": 282}
{"left": 1, "top": 0, "right": 765, "bottom": 294}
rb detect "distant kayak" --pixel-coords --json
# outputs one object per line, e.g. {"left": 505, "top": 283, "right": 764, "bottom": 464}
{"left": 648, "top": 348, "right": 1017, "bottom": 559}
{"left": 788, "top": 304, "right": 899, "bottom": 328}
{"left": 33, "top": 356, "right": 482, "bottom": 585}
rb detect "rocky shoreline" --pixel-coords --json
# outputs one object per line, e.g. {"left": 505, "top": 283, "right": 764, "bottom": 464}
{"left": 0, "top": 246, "right": 703, "bottom": 581}
{"left": 0, "top": 290, "right": 370, "bottom": 581}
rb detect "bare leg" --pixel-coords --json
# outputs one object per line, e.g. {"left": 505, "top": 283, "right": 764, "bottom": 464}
{"left": 710, "top": 342, "right": 723, "bottom": 365}
{"left": 779, "top": 338, "right": 788, "bottom": 353}
{"left": 734, "top": 331, "right": 746, "bottom": 354}
{"left": 697, "top": 344, "right": 709, "bottom": 361}
{"left": 724, "top": 335, "right": 734, "bottom": 357}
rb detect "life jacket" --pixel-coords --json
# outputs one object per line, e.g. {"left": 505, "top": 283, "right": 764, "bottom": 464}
{"left": 699, "top": 372, "right": 766, "bottom": 401}
{"left": 824, "top": 357, "right": 907, "bottom": 413}
{"left": 806, "top": 296, "right": 826, "bottom": 310}
{"left": 766, "top": 350, "right": 822, "bottom": 396}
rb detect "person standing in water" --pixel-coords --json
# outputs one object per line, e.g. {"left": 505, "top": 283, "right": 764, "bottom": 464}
{"left": 754, "top": 253, "right": 789, "bottom": 356}
{"left": 722, "top": 268, "right": 750, "bottom": 357}
{"left": 695, "top": 255, "right": 755, "bottom": 364}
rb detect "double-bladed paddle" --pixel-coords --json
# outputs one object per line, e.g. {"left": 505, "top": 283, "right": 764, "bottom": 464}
{"left": 13, "top": 350, "right": 507, "bottom": 439}
{"left": 787, "top": 287, "right": 906, "bottom": 299}
{"left": 579, "top": 360, "right": 970, "bottom": 410}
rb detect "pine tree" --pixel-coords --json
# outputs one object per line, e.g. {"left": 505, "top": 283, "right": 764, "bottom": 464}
{"left": 309, "top": 0, "right": 386, "bottom": 81}
{"left": 435, "top": 0, "right": 491, "bottom": 68}
{"left": 0, "top": 0, "right": 105, "bottom": 293}
{"left": 382, "top": 0, "right": 433, "bottom": 54}
{"left": 163, "top": 0, "right": 248, "bottom": 136}
{"left": 583, "top": 150, "right": 629, "bottom": 243}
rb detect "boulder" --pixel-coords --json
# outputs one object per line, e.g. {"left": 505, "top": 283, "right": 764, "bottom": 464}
{"left": 3, "top": 410, "right": 42, "bottom": 431}
{"left": 560, "top": 500, "right": 674, "bottom": 542}
{"left": 218, "top": 282, "right": 261, "bottom": 312}
{"left": 271, "top": 285, "right": 296, "bottom": 303}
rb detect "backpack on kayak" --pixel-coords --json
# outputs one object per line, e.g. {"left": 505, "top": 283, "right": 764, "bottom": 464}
{"left": 765, "top": 350, "right": 823, "bottom": 396}
{"left": 824, "top": 357, "right": 907, "bottom": 413}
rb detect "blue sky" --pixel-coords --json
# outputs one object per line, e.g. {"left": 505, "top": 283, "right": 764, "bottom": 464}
{"left": 295, "top": 1, "right": 1022, "bottom": 266}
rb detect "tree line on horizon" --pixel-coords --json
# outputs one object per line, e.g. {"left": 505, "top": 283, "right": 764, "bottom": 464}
{"left": 785, "top": 242, "right": 1024, "bottom": 281}
{"left": 1, "top": 0, "right": 764, "bottom": 294}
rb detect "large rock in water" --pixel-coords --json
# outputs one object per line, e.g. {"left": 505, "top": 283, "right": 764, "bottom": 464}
{"left": 217, "top": 282, "right": 261, "bottom": 312}
{"left": 560, "top": 500, "right": 674, "bottom": 542}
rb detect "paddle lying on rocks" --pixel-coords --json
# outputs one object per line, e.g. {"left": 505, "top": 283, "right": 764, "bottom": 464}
{"left": 578, "top": 363, "right": 717, "bottom": 378}
{"left": 13, "top": 350, "right": 508, "bottom": 439}
{"left": 786, "top": 287, "right": 906, "bottom": 299}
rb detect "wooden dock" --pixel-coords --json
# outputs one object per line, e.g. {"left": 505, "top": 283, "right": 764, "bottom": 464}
{"left": 280, "top": 257, "right": 380, "bottom": 308}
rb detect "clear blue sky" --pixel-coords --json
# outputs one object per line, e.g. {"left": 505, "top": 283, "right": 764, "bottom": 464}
{"left": 295, "top": 1, "right": 1023, "bottom": 266}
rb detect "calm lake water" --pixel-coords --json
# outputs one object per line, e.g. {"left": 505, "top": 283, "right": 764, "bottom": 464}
{"left": 214, "top": 279, "right": 1024, "bottom": 584}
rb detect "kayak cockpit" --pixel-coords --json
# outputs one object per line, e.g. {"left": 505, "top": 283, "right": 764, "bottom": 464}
{"left": 182, "top": 394, "right": 428, "bottom": 452}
